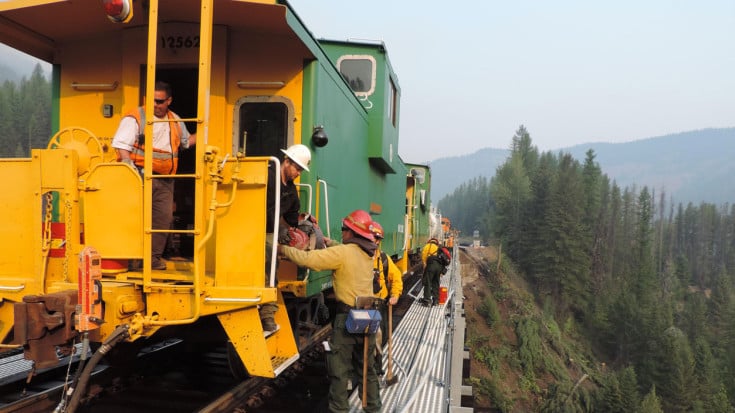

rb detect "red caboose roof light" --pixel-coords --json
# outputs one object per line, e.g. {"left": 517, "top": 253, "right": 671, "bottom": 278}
{"left": 102, "top": 0, "right": 133, "bottom": 23}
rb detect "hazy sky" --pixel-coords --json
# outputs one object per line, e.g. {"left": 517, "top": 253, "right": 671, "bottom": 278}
{"left": 288, "top": 0, "right": 735, "bottom": 163}
{"left": 2, "top": 1, "right": 733, "bottom": 164}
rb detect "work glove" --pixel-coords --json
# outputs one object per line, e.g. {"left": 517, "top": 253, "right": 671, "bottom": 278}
{"left": 277, "top": 225, "right": 291, "bottom": 244}
{"left": 298, "top": 213, "right": 326, "bottom": 249}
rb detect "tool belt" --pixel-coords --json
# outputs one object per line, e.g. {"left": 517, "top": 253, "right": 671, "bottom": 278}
{"left": 337, "top": 297, "right": 384, "bottom": 314}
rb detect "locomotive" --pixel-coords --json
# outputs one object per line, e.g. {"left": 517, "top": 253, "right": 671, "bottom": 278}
{"left": 0, "top": 0, "right": 433, "bottom": 381}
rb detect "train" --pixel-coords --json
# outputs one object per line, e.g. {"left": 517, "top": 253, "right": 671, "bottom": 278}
{"left": 0, "top": 0, "right": 434, "bottom": 385}
{"left": 441, "top": 216, "right": 458, "bottom": 248}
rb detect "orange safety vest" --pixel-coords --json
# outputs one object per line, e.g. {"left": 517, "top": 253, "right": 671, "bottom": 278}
{"left": 122, "top": 107, "right": 182, "bottom": 175}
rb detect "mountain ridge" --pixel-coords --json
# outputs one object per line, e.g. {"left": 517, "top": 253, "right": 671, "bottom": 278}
{"left": 428, "top": 127, "right": 735, "bottom": 206}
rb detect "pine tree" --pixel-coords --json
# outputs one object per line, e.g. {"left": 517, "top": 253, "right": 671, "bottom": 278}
{"left": 489, "top": 152, "right": 531, "bottom": 262}
{"left": 595, "top": 372, "right": 625, "bottom": 413}
{"left": 510, "top": 124, "right": 538, "bottom": 175}
{"left": 24, "top": 63, "right": 52, "bottom": 151}
{"left": 655, "top": 327, "right": 696, "bottom": 413}
{"left": 682, "top": 293, "right": 707, "bottom": 341}
{"left": 707, "top": 385, "right": 735, "bottom": 413}
{"left": 525, "top": 151, "right": 557, "bottom": 284}
{"left": 708, "top": 274, "right": 732, "bottom": 336}
{"left": 692, "top": 337, "right": 732, "bottom": 412}
{"left": 581, "top": 150, "right": 602, "bottom": 238}
{"left": 634, "top": 187, "right": 656, "bottom": 300}
{"left": 0, "top": 80, "right": 22, "bottom": 156}
{"left": 544, "top": 154, "right": 590, "bottom": 317}
{"left": 618, "top": 366, "right": 640, "bottom": 412}
{"left": 640, "top": 385, "right": 664, "bottom": 413}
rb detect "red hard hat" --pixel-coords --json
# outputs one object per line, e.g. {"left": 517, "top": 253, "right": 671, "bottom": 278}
{"left": 371, "top": 222, "right": 384, "bottom": 240}
{"left": 342, "top": 210, "right": 375, "bottom": 241}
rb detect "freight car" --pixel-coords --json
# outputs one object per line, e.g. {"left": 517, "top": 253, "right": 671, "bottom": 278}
{"left": 0, "top": 0, "right": 432, "bottom": 385}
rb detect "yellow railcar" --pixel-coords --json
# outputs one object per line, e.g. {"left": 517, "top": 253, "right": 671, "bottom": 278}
{"left": 0, "top": 0, "right": 430, "bottom": 389}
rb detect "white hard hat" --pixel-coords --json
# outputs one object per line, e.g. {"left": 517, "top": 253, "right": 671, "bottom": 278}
{"left": 281, "top": 144, "right": 311, "bottom": 172}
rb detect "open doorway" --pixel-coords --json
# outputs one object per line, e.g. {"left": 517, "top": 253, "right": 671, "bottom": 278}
{"left": 140, "top": 66, "right": 199, "bottom": 257}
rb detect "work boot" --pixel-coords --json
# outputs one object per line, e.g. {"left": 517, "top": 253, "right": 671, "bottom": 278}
{"left": 151, "top": 257, "right": 167, "bottom": 270}
{"left": 261, "top": 317, "right": 279, "bottom": 333}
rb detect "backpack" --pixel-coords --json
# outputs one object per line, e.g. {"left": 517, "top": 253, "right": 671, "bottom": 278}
{"left": 437, "top": 247, "right": 451, "bottom": 267}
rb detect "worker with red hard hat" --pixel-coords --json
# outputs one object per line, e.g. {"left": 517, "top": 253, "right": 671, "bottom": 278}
{"left": 279, "top": 209, "right": 381, "bottom": 412}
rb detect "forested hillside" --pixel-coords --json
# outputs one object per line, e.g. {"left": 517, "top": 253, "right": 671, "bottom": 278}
{"left": 447, "top": 126, "right": 735, "bottom": 412}
{"left": 0, "top": 63, "right": 51, "bottom": 157}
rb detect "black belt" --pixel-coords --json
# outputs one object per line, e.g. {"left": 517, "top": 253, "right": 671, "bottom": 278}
{"left": 336, "top": 302, "right": 353, "bottom": 314}
{"left": 337, "top": 299, "right": 384, "bottom": 314}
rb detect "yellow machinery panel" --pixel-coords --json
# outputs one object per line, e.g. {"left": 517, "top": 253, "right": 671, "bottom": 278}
{"left": 213, "top": 159, "right": 268, "bottom": 287}
{"left": 0, "top": 159, "right": 35, "bottom": 279}
{"left": 84, "top": 163, "right": 144, "bottom": 260}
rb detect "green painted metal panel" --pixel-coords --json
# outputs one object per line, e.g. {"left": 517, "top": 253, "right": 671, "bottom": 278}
{"left": 283, "top": 4, "right": 413, "bottom": 294}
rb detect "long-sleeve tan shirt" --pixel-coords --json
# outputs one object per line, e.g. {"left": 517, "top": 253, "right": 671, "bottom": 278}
{"left": 281, "top": 243, "right": 373, "bottom": 307}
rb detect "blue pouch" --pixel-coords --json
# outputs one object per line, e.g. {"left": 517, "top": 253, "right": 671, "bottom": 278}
{"left": 345, "top": 309, "right": 382, "bottom": 334}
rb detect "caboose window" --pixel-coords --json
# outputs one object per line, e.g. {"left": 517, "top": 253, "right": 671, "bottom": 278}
{"left": 234, "top": 97, "right": 295, "bottom": 158}
{"left": 389, "top": 77, "right": 398, "bottom": 127}
{"left": 238, "top": 102, "right": 288, "bottom": 157}
{"left": 337, "top": 55, "right": 376, "bottom": 96}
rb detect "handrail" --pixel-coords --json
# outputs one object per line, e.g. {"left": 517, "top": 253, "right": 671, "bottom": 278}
{"left": 141, "top": 0, "right": 159, "bottom": 289}
{"left": 268, "top": 157, "right": 281, "bottom": 288}
{"left": 214, "top": 154, "right": 240, "bottom": 208}
{"left": 0, "top": 284, "right": 25, "bottom": 292}
{"left": 70, "top": 81, "right": 118, "bottom": 91}
{"left": 318, "top": 179, "right": 331, "bottom": 238}
{"left": 204, "top": 295, "right": 262, "bottom": 304}
{"left": 236, "top": 81, "right": 285, "bottom": 89}
{"left": 295, "top": 182, "right": 312, "bottom": 214}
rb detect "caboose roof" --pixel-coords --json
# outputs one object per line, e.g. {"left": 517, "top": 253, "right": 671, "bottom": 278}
{"left": 0, "top": 0, "right": 296, "bottom": 62}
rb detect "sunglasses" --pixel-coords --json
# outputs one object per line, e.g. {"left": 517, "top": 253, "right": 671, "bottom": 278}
{"left": 154, "top": 98, "right": 169, "bottom": 105}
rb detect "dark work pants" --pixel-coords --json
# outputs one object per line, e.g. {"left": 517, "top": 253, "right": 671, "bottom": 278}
{"left": 423, "top": 260, "right": 443, "bottom": 302}
{"left": 151, "top": 178, "right": 174, "bottom": 262}
{"left": 327, "top": 313, "right": 380, "bottom": 413}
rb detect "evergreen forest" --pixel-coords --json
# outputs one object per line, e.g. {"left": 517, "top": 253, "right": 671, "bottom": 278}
{"left": 0, "top": 63, "right": 52, "bottom": 157}
{"left": 439, "top": 126, "right": 735, "bottom": 412}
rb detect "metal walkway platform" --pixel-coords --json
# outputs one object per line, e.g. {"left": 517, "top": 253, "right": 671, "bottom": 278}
{"left": 349, "top": 247, "right": 473, "bottom": 412}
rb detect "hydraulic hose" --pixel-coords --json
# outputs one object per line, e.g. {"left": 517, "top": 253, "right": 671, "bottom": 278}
{"left": 64, "top": 325, "right": 130, "bottom": 413}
